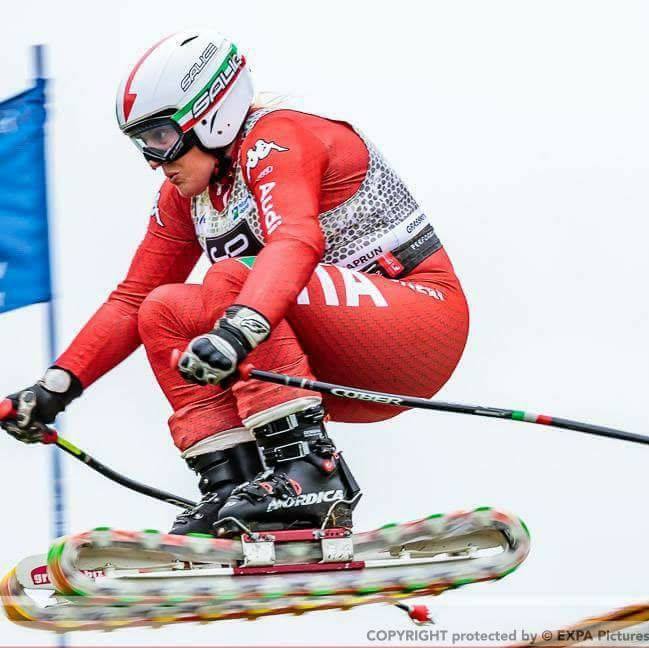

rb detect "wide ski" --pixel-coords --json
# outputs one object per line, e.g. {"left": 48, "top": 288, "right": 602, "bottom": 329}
{"left": 2, "top": 507, "right": 529, "bottom": 632}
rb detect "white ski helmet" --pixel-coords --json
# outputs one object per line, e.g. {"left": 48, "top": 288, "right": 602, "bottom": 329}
{"left": 116, "top": 29, "right": 254, "bottom": 163}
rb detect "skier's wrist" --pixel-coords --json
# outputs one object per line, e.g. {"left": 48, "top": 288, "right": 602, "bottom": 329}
{"left": 40, "top": 366, "right": 83, "bottom": 401}
{"left": 215, "top": 305, "right": 271, "bottom": 353}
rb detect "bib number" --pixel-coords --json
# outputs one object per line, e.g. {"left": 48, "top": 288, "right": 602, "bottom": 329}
{"left": 205, "top": 220, "right": 263, "bottom": 264}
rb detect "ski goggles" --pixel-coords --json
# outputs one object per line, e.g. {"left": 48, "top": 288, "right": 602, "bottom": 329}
{"left": 125, "top": 117, "right": 196, "bottom": 164}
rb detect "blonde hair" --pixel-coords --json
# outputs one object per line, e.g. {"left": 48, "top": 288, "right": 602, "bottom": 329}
{"left": 253, "top": 91, "right": 290, "bottom": 110}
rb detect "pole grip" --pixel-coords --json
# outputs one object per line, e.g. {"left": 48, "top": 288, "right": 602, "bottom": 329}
{"left": 0, "top": 399, "right": 16, "bottom": 421}
{"left": 240, "top": 363, "right": 255, "bottom": 380}
{"left": 0, "top": 398, "right": 58, "bottom": 444}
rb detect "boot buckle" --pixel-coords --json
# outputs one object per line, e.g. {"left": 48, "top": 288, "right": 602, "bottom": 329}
{"left": 264, "top": 440, "right": 309, "bottom": 463}
{"left": 263, "top": 414, "right": 299, "bottom": 437}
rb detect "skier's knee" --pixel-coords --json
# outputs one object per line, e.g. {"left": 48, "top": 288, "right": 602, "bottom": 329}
{"left": 138, "top": 284, "right": 183, "bottom": 340}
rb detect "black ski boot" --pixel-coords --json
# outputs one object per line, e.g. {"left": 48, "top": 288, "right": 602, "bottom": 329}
{"left": 213, "top": 406, "right": 361, "bottom": 537}
{"left": 170, "top": 440, "right": 263, "bottom": 535}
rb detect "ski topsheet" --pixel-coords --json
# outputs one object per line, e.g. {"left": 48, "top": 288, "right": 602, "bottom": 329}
{"left": 2, "top": 507, "right": 530, "bottom": 632}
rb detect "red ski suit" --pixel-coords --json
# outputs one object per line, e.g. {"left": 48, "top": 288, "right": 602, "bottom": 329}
{"left": 56, "top": 110, "right": 469, "bottom": 451}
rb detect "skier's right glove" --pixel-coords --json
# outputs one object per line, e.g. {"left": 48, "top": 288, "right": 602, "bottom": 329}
{"left": 1, "top": 367, "right": 83, "bottom": 444}
{"left": 177, "top": 305, "right": 270, "bottom": 387}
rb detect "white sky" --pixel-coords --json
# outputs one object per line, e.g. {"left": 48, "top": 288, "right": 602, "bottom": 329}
{"left": 2, "top": 0, "right": 649, "bottom": 646}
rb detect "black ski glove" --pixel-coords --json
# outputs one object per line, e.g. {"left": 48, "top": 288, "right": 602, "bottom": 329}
{"left": 2, "top": 367, "right": 83, "bottom": 444}
{"left": 177, "top": 305, "right": 271, "bottom": 386}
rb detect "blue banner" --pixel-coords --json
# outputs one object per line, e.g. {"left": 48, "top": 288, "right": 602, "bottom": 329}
{"left": 0, "top": 80, "right": 51, "bottom": 314}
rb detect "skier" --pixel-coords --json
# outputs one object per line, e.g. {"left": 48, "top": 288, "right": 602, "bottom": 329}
{"left": 1, "top": 30, "right": 469, "bottom": 537}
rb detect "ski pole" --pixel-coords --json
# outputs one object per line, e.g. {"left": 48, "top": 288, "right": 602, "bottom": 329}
{"left": 0, "top": 399, "right": 196, "bottom": 510}
{"left": 239, "top": 364, "right": 649, "bottom": 448}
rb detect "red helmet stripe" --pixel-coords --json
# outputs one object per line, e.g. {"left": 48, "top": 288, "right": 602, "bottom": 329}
{"left": 123, "top": 33, "right": 174, "bottom": 123}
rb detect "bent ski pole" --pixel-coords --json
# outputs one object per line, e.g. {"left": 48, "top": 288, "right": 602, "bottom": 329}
{"left": 239, "top": 365, "right": 649, "bottom": 448}
{"left": 0, "top": 399, "right": 196, "bottom": 510}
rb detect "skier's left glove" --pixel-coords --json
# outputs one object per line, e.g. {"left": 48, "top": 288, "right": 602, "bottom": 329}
{"left": 177, "top": 305, "right": 271, "bottom": 387}
{"left": 1, "top": 367, "right": 83, "bottom": 444}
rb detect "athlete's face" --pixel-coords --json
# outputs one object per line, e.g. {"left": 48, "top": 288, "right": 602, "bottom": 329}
{"left": 149, "top": 146, "right": 217, "bottom": 198}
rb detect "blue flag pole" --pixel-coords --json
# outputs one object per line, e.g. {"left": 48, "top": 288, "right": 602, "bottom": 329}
{"left": 33, "top": 44, "right": 67, "bottom": 541}
{"left": 34, "top": 44, "right": 68, "bottom": 648}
